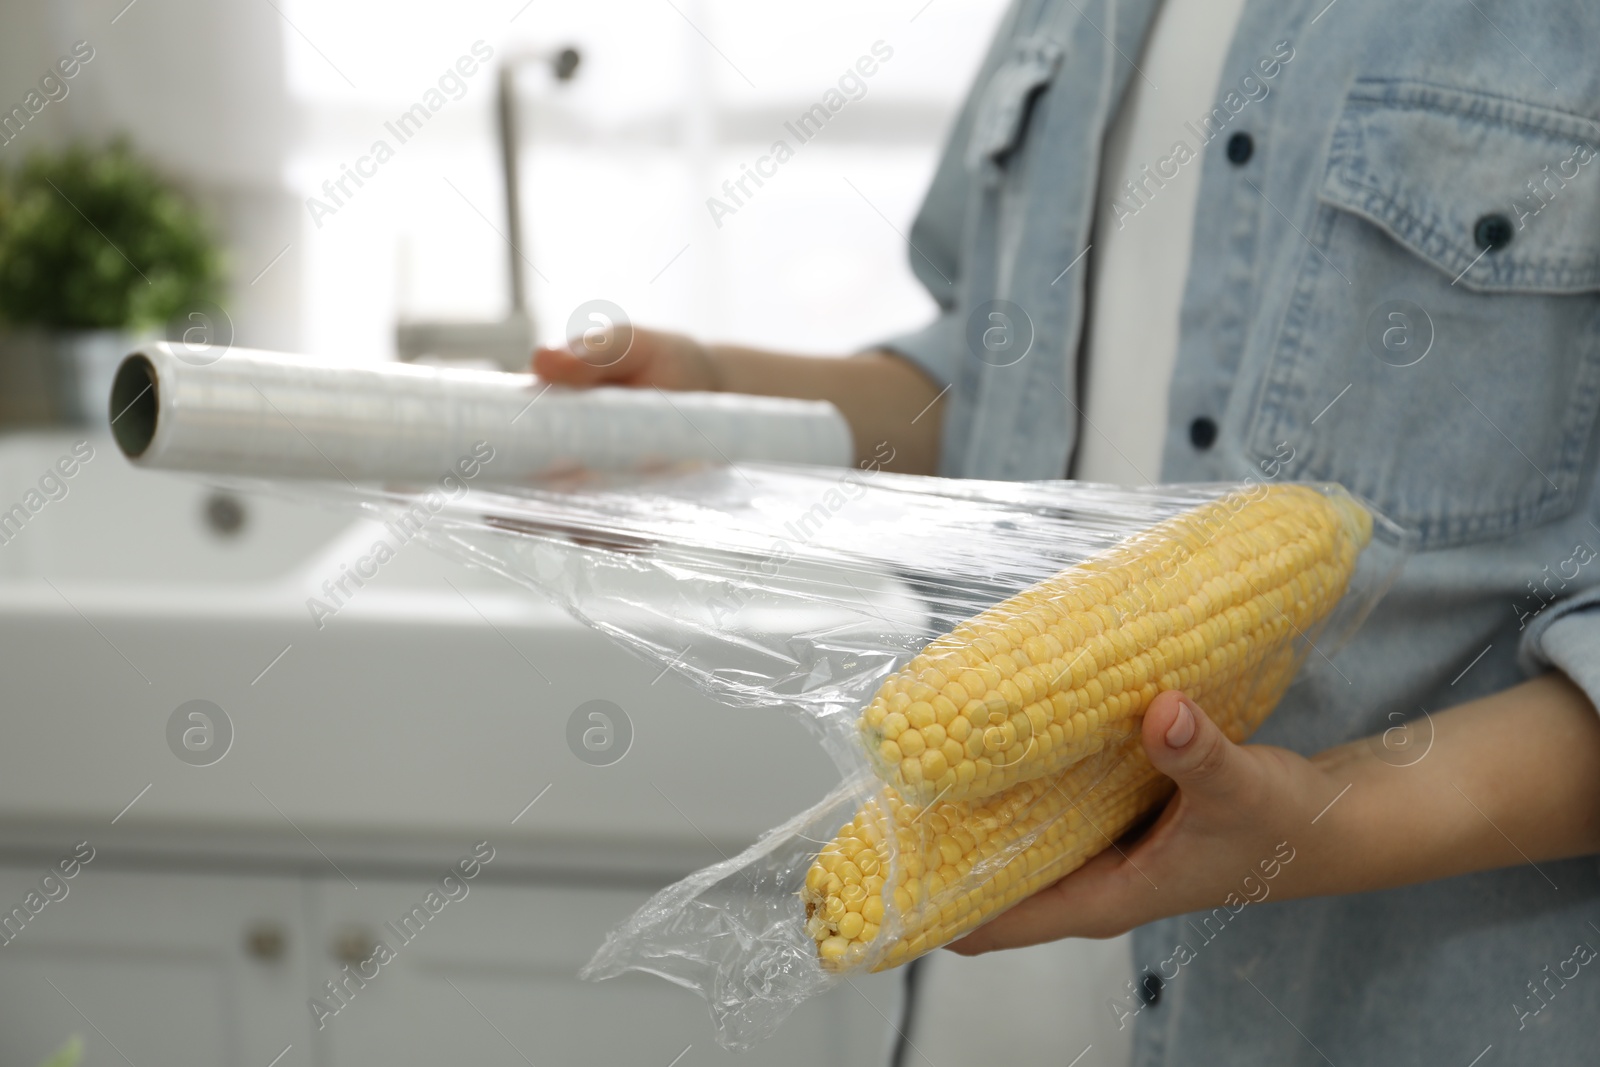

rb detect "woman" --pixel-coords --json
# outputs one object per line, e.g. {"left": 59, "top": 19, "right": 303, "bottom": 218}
{"left": 538, "top": 0, "right": 1600, "bottom": 1061}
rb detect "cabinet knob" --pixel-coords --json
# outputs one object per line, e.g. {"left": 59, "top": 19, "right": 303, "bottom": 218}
{"left": 332, "top": 927, "right": 379, "bottom": 966}
{"left": 245, "top": 922, "right": 287, "bottom": 962}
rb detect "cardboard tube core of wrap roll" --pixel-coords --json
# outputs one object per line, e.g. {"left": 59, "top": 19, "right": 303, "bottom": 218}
{"left": 110, "top": 343, "right": 854, "bottom": 484}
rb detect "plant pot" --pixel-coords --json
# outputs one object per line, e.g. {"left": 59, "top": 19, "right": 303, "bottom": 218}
{"left": 0, "top": 329, "right": 148, "bottom": 430}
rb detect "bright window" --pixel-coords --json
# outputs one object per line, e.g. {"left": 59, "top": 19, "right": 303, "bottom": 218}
{"left": 280, "top": 0, "right": 1009, "bottom": 362}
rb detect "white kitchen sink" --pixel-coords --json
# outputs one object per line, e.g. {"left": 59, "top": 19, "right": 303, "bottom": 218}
{"left": 0, "top": 430, "right": 853, "bottom": 866}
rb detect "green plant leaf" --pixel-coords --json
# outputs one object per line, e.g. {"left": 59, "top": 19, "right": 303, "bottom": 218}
{"left": 37, "top": 1035, "right": 84, "bottom": 1067}
{"left": 0, "top": 140, "right": 224, "bottom": 331}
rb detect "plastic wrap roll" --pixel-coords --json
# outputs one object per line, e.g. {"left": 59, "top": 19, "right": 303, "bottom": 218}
{"left": 108, "top": 343, "right": 853, "bottom": 484}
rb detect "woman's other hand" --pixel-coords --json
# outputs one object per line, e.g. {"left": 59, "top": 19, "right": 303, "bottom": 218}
{"left": 533, "top": 325, "right": 721, "bottom": 392}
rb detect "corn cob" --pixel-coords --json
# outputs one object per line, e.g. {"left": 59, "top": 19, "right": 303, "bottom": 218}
{"left": 803, "top": 485, "right": 1371, "bottom": 971}
{"left": 804, "top": 627, "right": 1312, "bottom": 972}
{"left": 857, "top": 484, "right": 1371, "bottom": 806}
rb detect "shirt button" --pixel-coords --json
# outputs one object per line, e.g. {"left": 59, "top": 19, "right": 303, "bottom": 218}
{"left": 1474, "top": 213, "right": 1513, "bottom": 251}
{"left": 1140, "top": 971, "right": 1164, "bottom": 1007}
{"left": 1226, "top": 132, "right": 1254, "bottom": 165}
{"left": 1189, "top": 416, "right": 1218, "bottom": 450}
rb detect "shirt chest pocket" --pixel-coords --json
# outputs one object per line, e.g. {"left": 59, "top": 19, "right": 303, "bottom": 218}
{"left": 1245, "top": 79, "right": 1600, "bottom": 549}
{"left": 965, "top": 36, "right": 1063, "bottom": 173}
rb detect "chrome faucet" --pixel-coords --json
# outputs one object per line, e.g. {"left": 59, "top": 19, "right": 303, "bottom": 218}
{"left": 396, "top": 46, "right": 581, "bottom": 369}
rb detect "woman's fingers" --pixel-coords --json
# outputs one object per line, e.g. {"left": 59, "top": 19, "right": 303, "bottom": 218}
{"left": 532, "top": 327, "right": 721, "bottom": 391}
{"left": 532, "top": 345, "right": 592, "bottom": 383}
{"left": 945, "top": 841, "right": 1146, "bottom": 954}
{"left": 946, "top": 692, "right": 1278, "bottom": 955}
{"left": 532, "top": 324, "right": 643, "bottom": 385}
{"left": 533, "top": 344, "right": 625, "bottom": 385}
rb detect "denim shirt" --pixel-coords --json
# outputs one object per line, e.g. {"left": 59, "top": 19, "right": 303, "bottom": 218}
{"left": 882, "top": 0, "right": 1600, "bottom": 1061}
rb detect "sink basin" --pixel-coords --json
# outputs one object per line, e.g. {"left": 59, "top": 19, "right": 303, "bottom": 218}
{"left": 0, "top": 432, "right": 350, "bottom": 585}
{"left": 0, "top": 430, "right": 852, "bottom": 872}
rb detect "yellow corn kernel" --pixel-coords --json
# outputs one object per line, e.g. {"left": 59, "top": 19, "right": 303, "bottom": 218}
{"left": 819, "top": 936, "right": 849, "bottom": 962}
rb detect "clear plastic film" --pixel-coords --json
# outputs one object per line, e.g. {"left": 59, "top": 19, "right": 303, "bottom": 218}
{"left": 263, "top": 462, "right": 1412, "bottom": 1049}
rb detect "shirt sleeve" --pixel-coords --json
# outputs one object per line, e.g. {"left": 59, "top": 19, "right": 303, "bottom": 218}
{"left": 875, "top": 304, "right": 965, "bottom": 389}
{"left": 1516, "top": 583, "right": 1600, "bottom": 711}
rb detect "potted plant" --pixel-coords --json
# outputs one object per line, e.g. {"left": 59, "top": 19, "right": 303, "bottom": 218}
{"left": 0, "top": 140, "right": 223, "bottom": 427}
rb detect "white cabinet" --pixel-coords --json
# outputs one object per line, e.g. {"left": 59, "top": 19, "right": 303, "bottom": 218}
{"left": 0, "top": 864, "right": 898, "bottom": 1067}
{"left": 309, "top": 878, "right": 898, "bottom": 1066}
{"left": 0, "top": 866, "right": 316, "bottom": 1067}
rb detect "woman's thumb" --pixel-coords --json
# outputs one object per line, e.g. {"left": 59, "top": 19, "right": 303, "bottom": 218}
{"left": 1141, "top": 690, "right": 1252, "bottom": 802}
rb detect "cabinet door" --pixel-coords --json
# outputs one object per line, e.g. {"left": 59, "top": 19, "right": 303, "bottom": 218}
{"left": 310, "top": 878, "right": 899, "bottom": 1067}
{"left": 0, "top": 864, "right": 316, "bottom": 1067}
